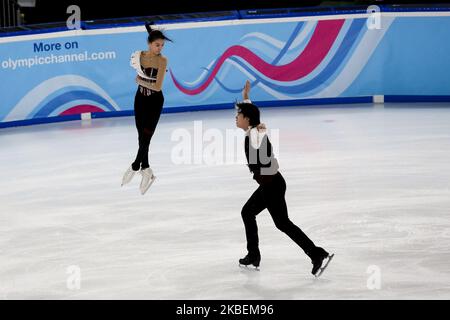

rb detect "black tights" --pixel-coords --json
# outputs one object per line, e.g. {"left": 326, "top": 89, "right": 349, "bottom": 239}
{"left": 131, "top": 87, "right": 164, "bottom": 171}
{"left": 241, "top": 172, "right": 317, "bottom": 258}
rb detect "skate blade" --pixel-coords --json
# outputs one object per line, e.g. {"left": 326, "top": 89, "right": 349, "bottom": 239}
{"left": 315, "top": 253, "right": 334, "bottom": 278}
{"left": 121, "top": 171, "right": 137, "bottom": 187}
{"left": 239, "top": 263, "right": 260, "bottom": 271}
{"left": 121, "top": 177, "right": 135, "bottom": 187}
{"left": 140, "top": 176, "right": 156, "bottom": 195}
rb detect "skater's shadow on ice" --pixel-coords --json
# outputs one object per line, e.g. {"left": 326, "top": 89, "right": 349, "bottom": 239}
{"left": 238, "top": 269, "right": 269, "bottom": 298}
{"left": 238, "top": 267, "right": 333, "bottom": 299}
{"left": 311, "top": 277, "right": 333, "bottom": 285}
{"left": 238, "top": 268, "right": 293, "bottom": 299}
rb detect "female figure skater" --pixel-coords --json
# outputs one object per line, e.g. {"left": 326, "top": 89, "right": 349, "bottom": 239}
{"left": 235, "top": 80, "right": 334, "bottom": 277}
{"left": 121, "top": 22, "right": 172, "bottom": 195}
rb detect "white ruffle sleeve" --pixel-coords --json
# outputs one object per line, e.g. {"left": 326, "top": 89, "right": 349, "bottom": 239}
{"left": 130, "top": 50, "right": 151, "bottom": 80}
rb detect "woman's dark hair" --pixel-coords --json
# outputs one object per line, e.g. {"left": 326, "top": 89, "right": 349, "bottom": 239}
{"left": 235, "top": 102, "right": 261, "bottom": 127}
{"left": 145, "top": 22, "right": 173, "bottom": 43}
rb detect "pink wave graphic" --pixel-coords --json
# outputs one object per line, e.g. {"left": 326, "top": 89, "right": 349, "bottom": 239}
{"left": 59, "top": 105, "right": 105, "bottom": 116}
{"left": 170, "top": 19, "right": 345, "bottom": 96}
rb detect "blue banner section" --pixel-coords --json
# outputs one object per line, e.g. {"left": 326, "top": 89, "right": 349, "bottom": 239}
{"left": 1, "top": 11, "right": 450, "bottom": 127}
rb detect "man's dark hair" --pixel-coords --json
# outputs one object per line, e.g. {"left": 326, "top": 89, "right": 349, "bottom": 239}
{"left": 235, "top": 102, "right": 261, "bottom": 127}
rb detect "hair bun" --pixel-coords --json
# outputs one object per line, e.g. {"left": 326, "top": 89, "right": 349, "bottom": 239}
{"left": 145, "top": 21, "right": 154, "bottom": 34}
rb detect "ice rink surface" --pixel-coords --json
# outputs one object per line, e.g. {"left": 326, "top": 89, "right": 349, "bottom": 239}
{"left": 1, "top": 103, "right": 449, "bottom": 299}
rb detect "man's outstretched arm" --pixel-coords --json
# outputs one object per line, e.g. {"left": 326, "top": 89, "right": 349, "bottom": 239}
{"left": 242, "top": 80, "right": 251, "bottom": 102}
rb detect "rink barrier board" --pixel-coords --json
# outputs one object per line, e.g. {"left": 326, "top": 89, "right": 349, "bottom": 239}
{"left": 3, "top": 95, "right": 450, "bottom": 129}
{"left": 0, "top": 10, "right": 240, "bottom": 38}
{"left": 0, "top": 96, "right": 372, "bottom": 128}
{"left": 4, "top": 9, "right": 450, "bottom": 41}
{"left": 383, "top": 95, "right": 450, "bottom": 103}
{"left": 2, "top": 10, "right": 450, "bottom": 129}
{"left": 2, "top": 5, "right": 450, "bottom": 38}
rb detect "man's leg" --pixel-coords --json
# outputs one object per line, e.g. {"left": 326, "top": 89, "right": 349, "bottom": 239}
{"left": 263, "top": 175, "right": 317, "bottom": 258}
{"left": 241, "top": 187, "right": 267, "bottom": 257}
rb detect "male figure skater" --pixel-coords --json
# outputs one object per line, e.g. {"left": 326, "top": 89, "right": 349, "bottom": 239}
{"left": 235, "top": 80, "right": 334, "bottom": 277}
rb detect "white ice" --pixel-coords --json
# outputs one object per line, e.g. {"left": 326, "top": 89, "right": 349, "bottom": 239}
{"left": 0, "top": 103, "right": 449, "bottom": 299}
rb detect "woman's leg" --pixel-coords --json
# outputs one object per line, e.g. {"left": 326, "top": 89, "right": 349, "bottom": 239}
{"left": 132, "top": 91, "right": 164, "bottom": 170}
{"left": 131, "top": 89, "right": 145, "bottom": 171}
{"left": 140, "top": 92, "right": 164, "bottom": 169}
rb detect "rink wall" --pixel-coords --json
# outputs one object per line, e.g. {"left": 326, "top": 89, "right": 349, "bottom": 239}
{"left": 1, "top": 7, "right": 450, "bottom": 128}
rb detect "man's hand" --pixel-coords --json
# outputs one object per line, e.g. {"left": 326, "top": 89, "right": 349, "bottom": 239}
{"left": 242, "top": 80, "right": 251, "bottom": 100}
